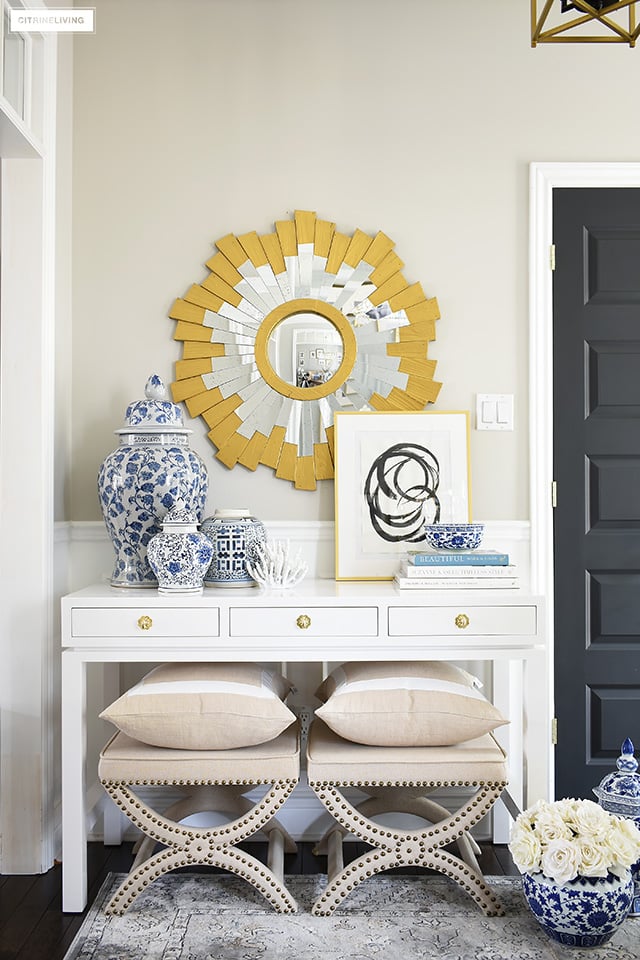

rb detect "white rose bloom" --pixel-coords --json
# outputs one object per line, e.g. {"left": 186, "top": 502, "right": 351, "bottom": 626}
{"left": 541, "top": 838, "right": 581, "bottom": 884}
{"left": 517, "top": 800, "right": 547, "bottom": 830}
{"left": 510, "top": 826, "right": 543, "bottom": 874}
{"left": 617, "top": 817, "right": 640, "bottom": 857}
{"left": 577, "top": 837, "right": 611, "bottom": 877}
{"left": 554, "top": 798, "right": 580, "bottom": 821}
{"left": 605, "top": 817, "right": 640, "bottom": 874}
{"left": 534, "top": 806, "right": 573, "bottom": 845}
{"left": 572, "top": 799, "right": 611, "bottom": 837}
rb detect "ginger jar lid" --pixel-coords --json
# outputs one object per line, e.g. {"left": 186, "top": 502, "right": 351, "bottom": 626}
{"left": 115, "top": 374, "right": 190, "bottom": 434}
{"left": 160, "top": 506, "right": 199, "bottom": 531}
{"left": 593, "top": 737, "right": 640, "bottom": 818}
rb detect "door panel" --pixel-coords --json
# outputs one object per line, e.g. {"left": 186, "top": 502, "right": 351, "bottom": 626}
{"left": 553, "top": 188, "right": 640, "bottom": 800}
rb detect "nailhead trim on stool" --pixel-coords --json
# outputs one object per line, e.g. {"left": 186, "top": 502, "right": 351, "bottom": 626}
{"left": 98, "top": 728, "right": 300, "bottom": 915}
{"left": 307, "top": 721, "right": 509, "bottom": 917}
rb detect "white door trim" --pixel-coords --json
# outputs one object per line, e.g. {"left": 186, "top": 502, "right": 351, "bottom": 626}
{"left": 0, "top": 22, "right": 59, "bottom": 871}
{"left": 529, "top": 162, "right": 640, "bottom": 799}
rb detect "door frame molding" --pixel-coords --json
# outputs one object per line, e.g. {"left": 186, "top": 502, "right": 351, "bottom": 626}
{"left": 529, "top": 162, "right": 640, "bottom": 798}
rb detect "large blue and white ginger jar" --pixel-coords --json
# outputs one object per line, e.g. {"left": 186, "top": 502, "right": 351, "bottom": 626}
{"left": 522, "top": 871, "right": 633, "bottom": 948}
{"left": 200, "top": 509, "right": 266, "bottom": 588}
{"left": 97, "top": 374, "right": 208, "bottom": 588}
{"left": 147, "top": 507, "right": 213, "bottom": 595}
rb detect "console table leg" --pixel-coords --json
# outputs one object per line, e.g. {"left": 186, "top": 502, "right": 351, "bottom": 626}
{"left": 61, "top": 651, "right": 87, "bottom": 912}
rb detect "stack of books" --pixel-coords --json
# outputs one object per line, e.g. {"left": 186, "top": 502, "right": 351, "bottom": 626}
{"left": 394, "top": 548, "right": 518, "bottom": 589}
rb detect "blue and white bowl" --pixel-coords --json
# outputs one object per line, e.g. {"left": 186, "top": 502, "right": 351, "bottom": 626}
{"left": 423, "top": 523, "right": 485, "bottom": 551}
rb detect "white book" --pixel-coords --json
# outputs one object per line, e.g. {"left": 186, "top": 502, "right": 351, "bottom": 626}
{"left": 398, "top": 561, "right": 517, "bottom": 579}
{"left": 394, "top": 575, "right": 520, "bottom": 590}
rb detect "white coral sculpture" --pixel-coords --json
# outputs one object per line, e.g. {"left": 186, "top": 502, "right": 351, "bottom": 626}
{"left": 246, "top": 539, "right": 308, "bottom": 588}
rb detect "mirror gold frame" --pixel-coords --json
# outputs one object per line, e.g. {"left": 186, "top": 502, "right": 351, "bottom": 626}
{"left": 169, "top": 210, "right": 442, "bottom": 490}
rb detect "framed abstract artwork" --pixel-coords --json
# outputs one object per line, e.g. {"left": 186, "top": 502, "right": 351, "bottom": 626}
{"left": 334, "top": 410, "right": 471, "bottom": 580}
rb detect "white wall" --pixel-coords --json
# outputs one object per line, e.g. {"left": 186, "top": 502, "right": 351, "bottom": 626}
{"left": 70, "top": 0, "right": 640, "bottom": 526}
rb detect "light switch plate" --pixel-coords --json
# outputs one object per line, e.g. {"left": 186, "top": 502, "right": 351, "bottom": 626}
{"left": 476, "top": 393, "right": 514, "bottom": 431}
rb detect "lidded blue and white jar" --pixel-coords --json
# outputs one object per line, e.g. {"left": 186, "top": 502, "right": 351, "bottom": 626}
{"left": 97, "top": 374, "right": 208, "bottom": 588}
{"left": 593, "top": 737, "right": 640, "bottom": 892}
{"left": 147, "top": 506, "right": 214, "bottom": 595}
{"left": 200, "top": 509, "right": 266, "bottom": 588}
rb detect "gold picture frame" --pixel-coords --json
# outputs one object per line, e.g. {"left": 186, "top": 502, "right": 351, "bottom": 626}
{"left": 334, "top": 410, "right": 472, "bottom": 580}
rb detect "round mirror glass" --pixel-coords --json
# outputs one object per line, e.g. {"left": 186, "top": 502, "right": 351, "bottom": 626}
{"left": 267, "top": 314, "right": 344, "bottom": 389}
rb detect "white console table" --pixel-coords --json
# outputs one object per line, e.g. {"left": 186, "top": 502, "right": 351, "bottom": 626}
{"left": 61, "top": 580, "right": 548, "bottom": 912}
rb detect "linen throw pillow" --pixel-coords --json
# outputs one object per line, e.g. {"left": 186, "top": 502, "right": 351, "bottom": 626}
{"left": 100, "top": 662, "right": 296, "bottom": 750}
{"left": 315, "top": 660, "right": 508, "bottom": 747}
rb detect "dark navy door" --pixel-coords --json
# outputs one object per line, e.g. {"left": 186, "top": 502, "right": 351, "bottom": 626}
{"left": 553, "top": 188, "right": 640, "bottom": 798}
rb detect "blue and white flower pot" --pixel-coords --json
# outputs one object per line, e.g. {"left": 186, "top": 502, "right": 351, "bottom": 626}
{"left": 97, "top": 375, "right": 208, "bottom": 588}
{"left": 522, "top": 871, "right": 633, "bottom": 948}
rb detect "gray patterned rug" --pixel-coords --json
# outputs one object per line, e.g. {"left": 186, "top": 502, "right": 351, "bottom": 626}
{"left": 63, "top": 873, "right": 638, "bottom": 959}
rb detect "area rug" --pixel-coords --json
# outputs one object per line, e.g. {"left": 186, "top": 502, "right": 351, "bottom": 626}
{"left": 63, "top": 873, "right": 638, "bottom": 960}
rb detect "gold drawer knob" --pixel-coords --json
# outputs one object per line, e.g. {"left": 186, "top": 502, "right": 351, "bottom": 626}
{"left": 137, "top": 615, "right": 153, "bottom": 631}
{"left": 296, "top": 614, "right": 311, "bottom": 630}
{"left": 454, "top": 613, "right": 470, "bottom": 630}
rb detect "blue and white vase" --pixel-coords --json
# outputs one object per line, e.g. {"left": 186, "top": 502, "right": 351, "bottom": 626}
{"left": 593, "top": 738, "right": 640, "bottom": 911}
{"left": 97, "top": 374, "right": 208, "bottom": 588}
{"left": 522, "top": 871, "right": 633, "bottom": 948}
{"left": 200, "top": 509, "right": 266, "bottom": 588}
{"left": 147, "top": 507, "right": 214, "bottom": 595}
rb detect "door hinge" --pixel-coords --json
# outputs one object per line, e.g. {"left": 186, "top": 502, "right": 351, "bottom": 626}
{"left": 551, "top": 480, "right": 557, "bottom": 508}
{"left": 550, "top": 244, "right": 556, "bottom": 271}
{"left": 552, "top": 717, "right": 558, "bottom": 746}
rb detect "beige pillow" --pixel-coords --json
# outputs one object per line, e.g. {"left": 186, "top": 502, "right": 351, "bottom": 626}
{"left": 100, "top": 662, "right": 296, "bottom": 750}
{"left": 314, "top": 661, "right": 508, "bottom": 747}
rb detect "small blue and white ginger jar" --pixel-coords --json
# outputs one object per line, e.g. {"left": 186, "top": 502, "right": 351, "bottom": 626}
{"left": 201, "top": 509, "right": 266, "bottom": 588}
{"left": 97, "top": 374, "right": 208, "bottom": 588}
{"left": 147, "top": 507, "right": 214, "bottom": 595}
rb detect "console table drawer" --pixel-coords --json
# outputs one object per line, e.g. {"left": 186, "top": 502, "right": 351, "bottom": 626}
{"left": 230, "top": 606, "right": 378, "bottom": 637}
{"left": 71, "top": 607, "right": 220, "bottom": 638}
{"left": 388, "top": 605, "right": 536, "bottom": 637}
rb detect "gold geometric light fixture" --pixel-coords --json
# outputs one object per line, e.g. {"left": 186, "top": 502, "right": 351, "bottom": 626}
{"left": 532, "top": 0, "right": 639, "bottom": 45}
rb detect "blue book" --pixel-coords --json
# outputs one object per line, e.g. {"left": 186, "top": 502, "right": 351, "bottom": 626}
{"left": 408, "top": 550, "right": 510, "bottom": 566}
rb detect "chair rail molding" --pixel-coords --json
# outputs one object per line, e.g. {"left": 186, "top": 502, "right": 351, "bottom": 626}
{"left": 61, "top": 518, "right": 531, "bottom": 590}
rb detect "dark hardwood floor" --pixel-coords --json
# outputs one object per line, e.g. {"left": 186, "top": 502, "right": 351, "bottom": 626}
{"left": 0, "top": 841, "right": 519, "bottom": 960}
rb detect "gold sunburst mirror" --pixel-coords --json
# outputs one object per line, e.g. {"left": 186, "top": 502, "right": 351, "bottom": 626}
{"left": 169, "top": 210, "right": 442, "bottom": 490}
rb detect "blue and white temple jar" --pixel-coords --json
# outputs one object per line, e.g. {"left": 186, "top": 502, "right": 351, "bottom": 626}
{"left": 200, "top": 509, "right": 266, "bottom": 588}
{"left": 593, "top": 737, "right": 640, "bottom": 913}
{"left": 97, "top": 374, "right": 208, "bottom": 588}
{"left": 147, "top": 507, "right": 214, "bottom": 595}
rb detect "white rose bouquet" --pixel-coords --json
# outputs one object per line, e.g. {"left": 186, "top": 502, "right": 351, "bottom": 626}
{"left": 509, "top": 798, "right": 640, "bottom": 885}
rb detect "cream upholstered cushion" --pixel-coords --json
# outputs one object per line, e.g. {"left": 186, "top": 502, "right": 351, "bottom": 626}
{"left": 306, "top": 718, "right": 508, "bottom": 785}
{"left": 314, "top": 661, "right": 508, "bottom": 747}
{"left": 99, "top": 724, "right": 300, "bottom": 784}
{"left": 100, "top": 662, "right": 296, "bottom": 750}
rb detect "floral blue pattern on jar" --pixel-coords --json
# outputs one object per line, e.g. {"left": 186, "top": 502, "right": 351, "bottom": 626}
{"left": 147, "top": 507, "right": 214, "bottom": 595}
{"left": 522, "top": 871, "right": 633, "bottom": 948}
{"left": 97, "top": 375, "right": 208, "bottom": 588}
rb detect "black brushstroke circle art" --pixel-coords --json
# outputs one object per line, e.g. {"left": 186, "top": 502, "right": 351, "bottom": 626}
{"left": 364, "top": 443, "right": 440, "bottom": 543}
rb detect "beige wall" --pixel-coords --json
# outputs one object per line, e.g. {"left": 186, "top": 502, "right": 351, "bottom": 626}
{"left": 71, "top": 0, "right": 640, "bottom": 523}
